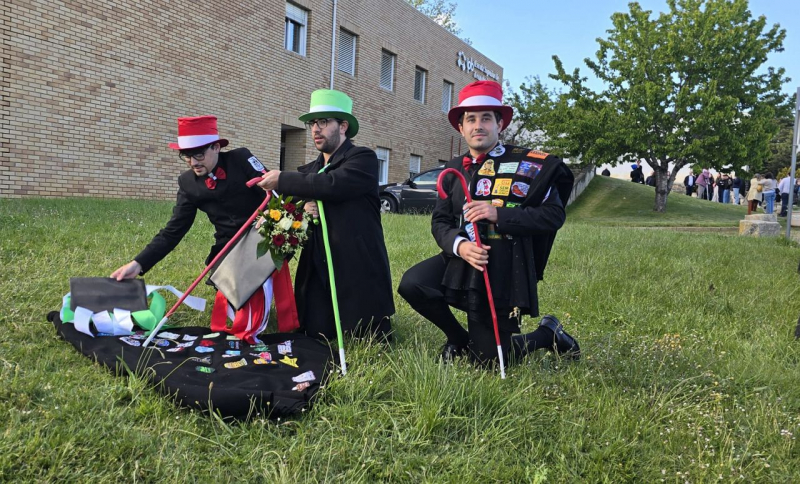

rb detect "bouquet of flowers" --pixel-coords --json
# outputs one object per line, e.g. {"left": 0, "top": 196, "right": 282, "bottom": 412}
{"left": 256, "top": 195, "right": 312, "bottom": 270}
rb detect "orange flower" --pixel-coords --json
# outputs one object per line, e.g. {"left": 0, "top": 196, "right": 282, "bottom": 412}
{"left": 292, "top": 221, "right": 302, "bottom": 229}
{"left": 269, "top": 209, "right": 282, "bottom": 221}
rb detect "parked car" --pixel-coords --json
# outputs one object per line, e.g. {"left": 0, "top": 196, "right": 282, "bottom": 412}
{"left": 379, "top": 167, "right": 444, "bottom": 213}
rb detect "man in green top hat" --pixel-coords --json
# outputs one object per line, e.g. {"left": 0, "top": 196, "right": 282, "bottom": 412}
{"left": 258, "top": 89, "right": 394, "bottom": 341}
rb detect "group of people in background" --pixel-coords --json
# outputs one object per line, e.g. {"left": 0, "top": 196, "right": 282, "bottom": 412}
{"left": 684, "top": 169, "right": 799, "bottom": 216}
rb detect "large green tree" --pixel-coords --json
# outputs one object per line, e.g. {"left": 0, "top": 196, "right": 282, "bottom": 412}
{"left": 406, "top": 0, "right": 468, "bottom": 41}
{"left": 513, "top": 0, "right": 789, "bottom": 212}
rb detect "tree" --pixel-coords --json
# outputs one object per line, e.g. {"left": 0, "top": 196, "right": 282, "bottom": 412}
{"left": 407, "top": 0, "right": 469, "bottom": 42}
{"left": 514, "top": 0, "right": 789, "bottom": 212}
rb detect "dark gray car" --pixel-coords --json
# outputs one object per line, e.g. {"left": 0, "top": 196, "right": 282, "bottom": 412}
{"left": 379, "top": 167, "right": 444, "bottom": 213}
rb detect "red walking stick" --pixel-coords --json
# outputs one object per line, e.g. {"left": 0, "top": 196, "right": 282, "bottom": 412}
{"left": 436, "top": 168, "right": 506, "bottom": 379}
{"left": 143, "top": 178, "right": 270, "bottom": 347}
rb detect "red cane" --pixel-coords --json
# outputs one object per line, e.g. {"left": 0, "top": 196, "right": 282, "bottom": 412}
{"left": 143, "top": 178, "right": 270, "bottom": 347}
{"left": 436, "top": 168, "right": 506, "bottom": 379}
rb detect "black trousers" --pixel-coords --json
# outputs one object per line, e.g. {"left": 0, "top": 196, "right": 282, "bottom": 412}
{"left": 398, "top": 254, "right": 514, "bottom": 364}
{"left": 780, "top": 193, "right": 790, "bottom": 216}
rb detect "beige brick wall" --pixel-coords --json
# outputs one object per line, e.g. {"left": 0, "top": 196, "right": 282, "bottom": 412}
{"left": 0, "top": 0, "right": 502, "bottom": 199}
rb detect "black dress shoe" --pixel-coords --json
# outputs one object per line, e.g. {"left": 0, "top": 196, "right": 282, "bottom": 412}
{"left": 538, "top": 315, "right": 581, "bottom": 360}
{"left": 440, "top": 343, "right": 467, "bottom": 362}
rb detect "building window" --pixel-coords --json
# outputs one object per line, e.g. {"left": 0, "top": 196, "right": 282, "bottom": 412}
{"left": 376, "top": 147, "right": 390, "bottom": 184}
{"left": 285, "top": 2, "right": 308, "bottom": 56}
{"left": 380, "top": 50, "right": 395, "bottom": 91}
{"left": 442, "top": 81, "right": 453, "bottom": 113}
{"left": 414, "top": 67, "right": 426, "bottom": 103}
{"left": 338, "top": 29, "right": 356, "bottom": 75}
{"left": 409, "top": 154, "right": 421, "bottom": 177}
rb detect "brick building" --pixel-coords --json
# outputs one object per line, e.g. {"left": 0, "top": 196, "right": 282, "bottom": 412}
{"left": 0, "top": 0, "right": 502, "bottom": 199}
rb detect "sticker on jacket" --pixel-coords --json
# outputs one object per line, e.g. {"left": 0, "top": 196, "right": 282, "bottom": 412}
{"left": 492, "top": 179, "right": 512, "bottom": 196}
{"left": 516, "top": 161, "right": 542, "bottom": 178}
{"left": 526, "top": 150, "right": 549, "bottom": 160}
{"left": 478, "top": 160, "right": 495, "bottom": 176}
{"left": 475, "top": 178, "right": 492, "bottom": 197}
{"left": 248, "top": 156, "right": 265, "bottom": 172}
{"left": 497, "top": 162, "right": 518, "bottom": 174}
{"left": 511, "top": 182, "right": 530, "bottom": 197}
{"left": 489, "top": 144, "right": 506, "bottom": 157}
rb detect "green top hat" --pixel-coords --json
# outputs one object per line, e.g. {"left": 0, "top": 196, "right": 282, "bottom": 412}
{"left": 299, "top": 89, "right": 359, "bottom": 138}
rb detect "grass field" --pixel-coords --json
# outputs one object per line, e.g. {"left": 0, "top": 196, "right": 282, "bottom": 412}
{"left": 1, "top": 179, "right": 799, "bottom": 482}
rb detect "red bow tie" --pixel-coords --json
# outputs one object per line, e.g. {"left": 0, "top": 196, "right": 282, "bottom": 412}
{"left": 205, "top": 166, "right": 226, "bottom": 190}
{"left": 462, "top": 153, "right": 487, "bottom": 171}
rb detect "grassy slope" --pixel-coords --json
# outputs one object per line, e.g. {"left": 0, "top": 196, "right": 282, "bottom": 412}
{"left": 568, "top": 175, "right": 750, "bottom": 226}
{"left": 1, "top": 182, "right": 799, "bottom": 482}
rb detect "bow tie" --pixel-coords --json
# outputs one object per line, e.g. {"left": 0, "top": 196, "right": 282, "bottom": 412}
{"left": 462, "top": 153, "right": 487, "bottom": 171}
{"left": 205, "top": 166, "right": 226, "bottom": 190}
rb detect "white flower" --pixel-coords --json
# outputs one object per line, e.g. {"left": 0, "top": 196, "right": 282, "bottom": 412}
{"left": 278, "top": 216, "right": 294, "bottom": 231}
{"left": 301, "top": 219, "right": 308, "bottom": 231}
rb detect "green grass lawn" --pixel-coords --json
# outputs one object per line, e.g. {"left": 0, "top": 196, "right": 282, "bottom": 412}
{"left": 1, "top": 178, "right": 799, "bottom": 482}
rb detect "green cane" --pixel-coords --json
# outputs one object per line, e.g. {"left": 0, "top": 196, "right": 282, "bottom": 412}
{"left": 316, "top": 165, "right": 347, "bottom": 374}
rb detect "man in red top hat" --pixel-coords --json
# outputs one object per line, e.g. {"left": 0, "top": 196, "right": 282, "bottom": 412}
{"left": 111, "top": 115, "right": 267, "bottom": 279}
{"left": 398, "top": 80, "right": 581, "bottom": 365}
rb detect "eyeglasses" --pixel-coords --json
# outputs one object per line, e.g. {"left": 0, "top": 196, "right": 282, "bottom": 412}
{"left": 304, "top": 118, "right": 338, "bottom": 130}
{"left": 178, "top": 144, "right": 212, "bottom": 163}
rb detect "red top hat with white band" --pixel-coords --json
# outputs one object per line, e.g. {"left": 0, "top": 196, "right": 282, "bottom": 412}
{"left": 447, "top": 80, "right": 513, "bottom": 132}
{"left": 168, "top": 115, "right": 230, "bottom": 150}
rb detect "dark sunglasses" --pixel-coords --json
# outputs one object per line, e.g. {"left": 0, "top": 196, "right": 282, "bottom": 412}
{"left": 178, "top": 144, "right": 215, "bottom": 163}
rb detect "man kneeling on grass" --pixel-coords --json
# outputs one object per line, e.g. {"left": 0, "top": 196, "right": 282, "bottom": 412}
{"left": 398, "top": 81, "right": 580, "bottom": 366}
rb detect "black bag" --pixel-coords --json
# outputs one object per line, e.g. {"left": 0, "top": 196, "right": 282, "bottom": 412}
{"left": 69, "top": 277, "right": 148, "bottom": 312}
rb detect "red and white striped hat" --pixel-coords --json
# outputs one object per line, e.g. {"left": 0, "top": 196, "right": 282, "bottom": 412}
{"left": 447, "top": 80, "right": 513, "bottom": 132}
{"left": 168, "top": 115, "right": 229, "bottom": 150}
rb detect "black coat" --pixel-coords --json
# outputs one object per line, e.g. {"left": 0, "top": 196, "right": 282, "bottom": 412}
{"left": 135, "top": 148, "right": 266, "bottom": 273}
{"left": 432, "top": 145, "right": 573, "bottom": 330}
{"left": 278, "top": 139, "right": 395, "bottom": 334}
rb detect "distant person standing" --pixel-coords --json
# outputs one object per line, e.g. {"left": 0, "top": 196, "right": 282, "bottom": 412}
{"left": 762, "top": 172, "right": 777, "bottom": 214}
{"left": 747, "top": 174, "right": 764, "bottom": 215}
{"left": 731, "top": 174, "right": 745, "bottom": 205}
{"left": 683, "top": 172, "right": 696, "bottom": 196}
{"left": 778, "top": 173, "right": 792, "bottom": 217}
{"left": 717, "top": 174, "right": 732, "bottom": 204}
{"left": 696, "top": 169, "right": 712, "bottom": 201}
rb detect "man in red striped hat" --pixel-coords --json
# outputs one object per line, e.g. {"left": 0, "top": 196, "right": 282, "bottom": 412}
{"left": 398, "top": 80, "right": 581, "bottom": 366}
{"left": 112, "top": 115, "right": 268, "bottom": 280}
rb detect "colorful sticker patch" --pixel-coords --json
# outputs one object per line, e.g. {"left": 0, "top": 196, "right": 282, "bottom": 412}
{"left": 188, "top": 356, "right": 212, "bottom": 364}
{"left": 511, "top": 181, "right": 530, "bottom": 197}
{"left": 491, "top": 199, "right": 504, "bottom": 207}
{"left": 526, "top": 150, "right": 549, "bottom": 159}
{"left": 228, "top": 341, "right": 240, "bottom": 350}
{"left": 251, "top": 344, "right": 268, "bottom": 352}
{"left": 248, "top": 155, "right": 265, "bottom": 172}
{"left": 278, "top": 341, "right": 293, "bottom": 355}
{"left": 196, "top": 366, "right": 215, "bottom": 374}
{"left": 489, "top": 144, "right": 506, "bottom": 157}
{"left": 511, "top": 147, "right": 528, "bottom": 154}
{"left": 516, "top": 161, "right": 540, "bottom": 178}
{"left": 223, "top": 350, "right": 241, "bottom": 357}
{"left": 280, "top": 356, "right": 299, "bottom": 368}
{"left": 487, "top": 224, "right": 501, "bottom": 240}
{"left": 478, "top": 160, "right": 495, "bottom": 176}
{"left": 226, "top": 335, "right": 240, "bottom": 341}
{"left": 119, "top": 336, "right": 141, "bottom": 347}
{"left": 199, "top": 340, "right": 215, "bottom": 347}
{"left": 292, "top": 382, "right": 311, "bottom": 392}
{"left": 195, "top": 346, "right": 214, "bottom": 353}
{"left": 157, "top": 331, "right": 180, "bottom": 340}
{"left": 154, "top": 339, "right": 170, "bottom": 347}
{"left": 253, "top": 358, "right": 276, "bottom": 365}
{"left": 182, "top": 334, "right": 198, "bottom": 342}
{"left": 506, "top": 202, "right": 520, "bottom": 208}
{"left": 166, "top": 347, "right": 186, "bottom": 353}
{"left": 475, "top": 178, "right": 492, "bottom": 197}
{"left": 497, "top": 162, "right": 518, "bottom": 174}
{"left": 292, "top": 371, "right": 316, "bottom": 383}
{"left": 128, "top": 332, "right": 147, "bottom": 340}
{"left": 203, "top": 332, "right": 220, "bottom": 339}
{"left": 492, "top": 179, "right": 512, "bottom": 196}
{"left": 224, "top": 358, "right": 247, "bottom": 369}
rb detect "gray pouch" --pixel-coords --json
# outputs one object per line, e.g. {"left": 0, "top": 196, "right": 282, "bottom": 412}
{"left": 210, "top": 227, "right": 276, "bottom": 310}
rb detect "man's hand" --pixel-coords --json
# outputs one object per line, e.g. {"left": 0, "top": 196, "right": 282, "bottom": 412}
{"left": 463, "top": 201, "right": 498, "bottom": 223}
{"left": 257, "top": 170, "right": 281, "bottom": 191}
{"left": 110, "top": 261, "right": 142, "bottom": 281}
{"left": 304, "top": 201, "right": 319, "bottom": 219}
{"left": 457, "top": 240, "right": 490, "bottom": 272}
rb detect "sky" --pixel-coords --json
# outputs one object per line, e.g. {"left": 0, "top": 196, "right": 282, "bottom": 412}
{"left": 452, "top": 0, "right": 800, "bottom": 178}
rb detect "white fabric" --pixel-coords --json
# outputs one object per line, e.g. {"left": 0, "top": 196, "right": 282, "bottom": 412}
{"left": 306, "top": 104, "right": 347, "bottom": 114}
{"left": 146, "top": 285, "right": 206, "bottom": 311}
{"left": 177, "top": 134, "right": 220, "bottom": 149}
{"left": 458, "top": 94, "right": 503, "bottom": 108}
{"left": 73, "top": 306, "right": 94, "bottom": 338}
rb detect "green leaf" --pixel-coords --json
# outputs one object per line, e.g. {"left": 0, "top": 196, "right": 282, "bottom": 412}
{"left": 256, "top": 241, "right": 268, "bottom": 259}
